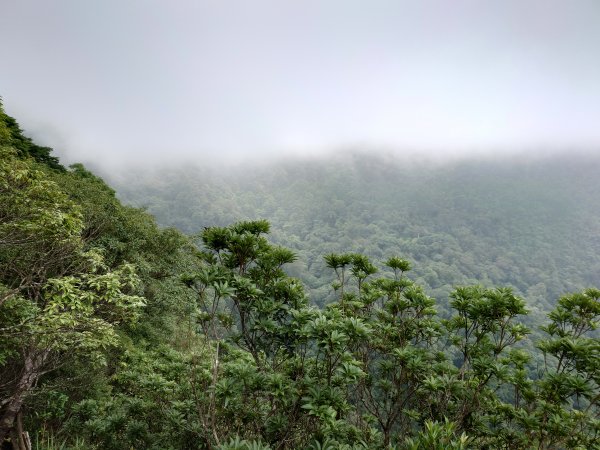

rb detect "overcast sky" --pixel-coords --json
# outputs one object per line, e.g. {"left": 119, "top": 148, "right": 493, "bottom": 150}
{"left": 1, "top": 0, "right": 599, "bottom": 166}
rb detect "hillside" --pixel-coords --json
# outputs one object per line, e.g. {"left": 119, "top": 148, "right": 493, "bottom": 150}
{"left": 2, "top": 102, "right": 599, "bottom": 449}
{"left": 109, "top": 152, "right": 600, "bottom": 320}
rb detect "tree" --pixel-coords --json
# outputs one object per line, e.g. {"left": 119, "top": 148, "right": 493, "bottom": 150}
{"left": 531, "top": 288, "right": 600, "bottom": 449}
{"left": 0, "top": 148, "right": 144, "bottom": 447}
{"left": 0, "top": 100, "right": 63, "bottom": 171}
{"left": 440, "top": 287, "right": 529, "bottom": 446}
{"left": 325, "top": 253, "right": 443, "bottom": 446}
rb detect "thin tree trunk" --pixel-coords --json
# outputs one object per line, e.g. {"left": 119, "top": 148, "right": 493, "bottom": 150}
{"left": 22, "top": 433, "right": 31, "bottom": 450}
{"left": 382, "top": 424, "right": 391, "bottom": 448}
{"left": 0, "top": 350, "right": 46, "bottom": 445}
{"left": 10, "top": 429, "right": 20, "bottom": 450}
{"left": 15, "top": 412, "right": 29, "bottom": 450}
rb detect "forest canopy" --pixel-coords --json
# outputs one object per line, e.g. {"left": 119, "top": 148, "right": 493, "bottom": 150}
{"left": 110, "top": 150, "right": 600, "bottom": 320}
{"left": 1, "top": 104, "right": 599, "bottom": 449}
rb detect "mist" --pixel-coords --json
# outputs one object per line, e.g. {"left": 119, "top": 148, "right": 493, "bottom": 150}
{"left": 2, "top": 0, "right": 600, "bottom": 169}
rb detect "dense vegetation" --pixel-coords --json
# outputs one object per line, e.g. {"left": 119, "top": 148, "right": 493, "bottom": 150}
{"left": 109, "top": 152, "right": 600, "bottom": 322}
{"left": 1, "top": 104, "right": 599, "bottom": 449}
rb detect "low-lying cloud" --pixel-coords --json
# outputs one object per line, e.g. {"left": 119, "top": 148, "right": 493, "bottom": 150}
{"left": 1, "top": 0, "right": 599, "bottom": 169}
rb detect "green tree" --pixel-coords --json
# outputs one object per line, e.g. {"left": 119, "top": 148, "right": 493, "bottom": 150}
{"left": 0, "top": 100, "right": 63, "bottom": 171}
{"left": 0, "top": 148, "right": 144, "bottom": 447}
{"left": 531, "top": 288, "right": 600, "bottom": 449}
{"left": 441, "top": 286, "right": 529, "bottom": 445}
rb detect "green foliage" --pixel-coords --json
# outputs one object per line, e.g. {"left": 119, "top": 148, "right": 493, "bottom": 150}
{"left": 217, "top": 437, "right": 272, "bottom": 450}
{"left": 34, "top": 433, "right": 95, "bottom": 450}
{"left": 0, "top": 100, "right": 64, "bottom": 170}
{"left": 0, "top": 144, "right": 151, "bottom": 447}
{"left": 51, "top": 163, "right": 200, "bottom": 342}
{"left": 0, "top": 108, "right": 198, "bottom": 448}
{"left": 530, "top": 288, "right": 600, "bottom": 449}
{"left": 1, "top": 106, "right": 599, "bottom": 448}
{"left": 0, "top": 147, "right": 82, "bottom": 294}
{"left": 111, "top": 153, "right": 600, "bottom": 317}
{"left": 403, "top": 420, "right": 469, "bottom": 450}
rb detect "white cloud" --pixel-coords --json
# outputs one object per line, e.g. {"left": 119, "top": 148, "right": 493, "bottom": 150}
{"left": 1, "top": 0, "right": 599, "bottom": 167}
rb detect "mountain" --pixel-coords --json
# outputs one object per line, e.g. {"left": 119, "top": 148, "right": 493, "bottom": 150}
{"left": 107, "top": 151, "right": 600, "bottom": 321}
{"left": 3, "top": 102, "right": 600, "bottom": 449}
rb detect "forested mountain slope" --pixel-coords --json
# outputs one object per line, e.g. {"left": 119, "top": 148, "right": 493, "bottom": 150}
{"left": 2, "top": 103, "right": 600, "bottom": 449}
{"left": 109, "top": 152, "right": 600, "bottom": 319}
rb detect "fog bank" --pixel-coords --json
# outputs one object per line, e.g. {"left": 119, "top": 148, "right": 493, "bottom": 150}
{"left": 2, "top": 0, "right": 600, "bottom": 169}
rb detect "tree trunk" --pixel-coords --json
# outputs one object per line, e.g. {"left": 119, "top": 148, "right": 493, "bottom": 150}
{"left": 15, "top": 412, "right": 29, "bottom": 450}
{"left": 0, "top": 350, "right": 46, "bottom": 446}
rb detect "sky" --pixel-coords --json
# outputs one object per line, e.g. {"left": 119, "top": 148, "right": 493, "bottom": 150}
{"left": 1, "top": 0, "right": 600, "bottom": 166}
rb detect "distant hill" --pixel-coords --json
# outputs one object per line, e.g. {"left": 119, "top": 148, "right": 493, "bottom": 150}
{"left": 107, "top": 151, "right": 600, "bottom": 321}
